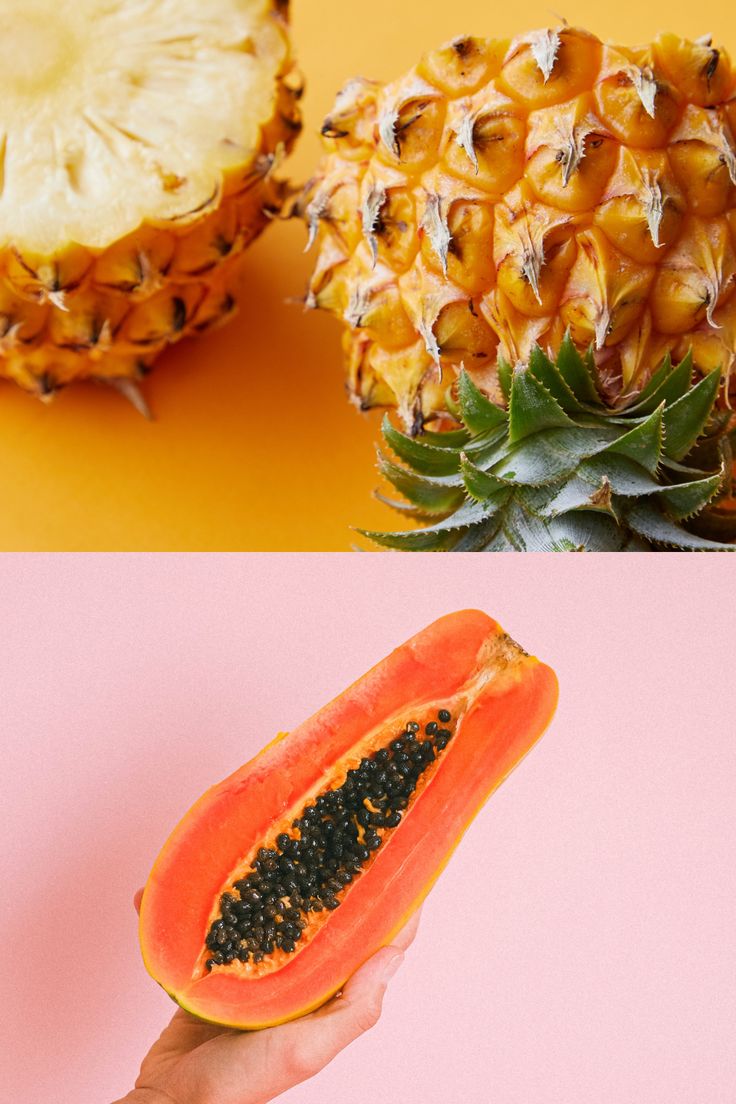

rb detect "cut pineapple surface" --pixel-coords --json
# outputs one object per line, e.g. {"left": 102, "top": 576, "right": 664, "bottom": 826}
{"left": 0, "top": 0, "right": 300, "bottom": 399}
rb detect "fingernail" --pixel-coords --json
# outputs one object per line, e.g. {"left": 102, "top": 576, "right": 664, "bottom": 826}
{"left": 382, "top": 952, "right": 404, "bottom": 982}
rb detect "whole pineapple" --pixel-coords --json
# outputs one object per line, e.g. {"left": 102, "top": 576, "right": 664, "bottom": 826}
{"left": 303, "top": 26, "right": 736, "bottom": 431}
{"left": 0, "top": 0, "right": 301, "bottom": 407}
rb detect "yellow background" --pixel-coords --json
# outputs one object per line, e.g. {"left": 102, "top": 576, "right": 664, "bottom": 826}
{"left": 0, "top": 0, "right": 732, "bottom": 550}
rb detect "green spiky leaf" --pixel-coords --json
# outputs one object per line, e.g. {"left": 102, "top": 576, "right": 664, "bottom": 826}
{"left": 544, "top": 511, "right": 636, "bottom": 551}
{"left": 627, "top": 353, "right": 676, "bottom": 411}
{"left": 382, "top": 416, "right": 461, "bottom": 476}
{"left": 377, "top": 452, "right": 465, "bottom": 514}
{"left": 358, "top": 526, "right": 458, "bottom": 551}
{"left": 627, "top": 501, "right": 733, "bottom": 550}
{"left": 598, "top": 406, "right": 664, "bottom": 475}
{"left": 555, "top": 333, "right": 601, "bottom": 406}
{"left": 579, "top": 453, "right": 659, "bottom": 496}
{"left": 372, "top": 492, "right": 445, "bottom": 523}
{"left": 462, "top": 426, "right": 509, "bottom": 467}
{"left": 493, "top": 427, "right": 617, "bottom": 486}
{"left": 508, "top": 367, "right": 577, "bottom": 443}
{"left": 418, "top": 427, "right": 472, "bottom": 449}
{"left": 359, "top": 499, "right": 503, "bottom": 551}
{"left": 543, "top": 474, "right": 618, "bottom": 519}
{"left": 457, "top": 371, "right": 508, "bottom": 434}
{"left": 497, "top": 356, "right": 513, "bottom": 402}
{"left": 460, "top": 454, "right": 511, "bottom": 501}
{"left": 528, "top": 344, "right": 587, "bottom": 413}
{"left": 656, "top": 470, "right": 724, "bottom": 521}
{"left": 487, "top": 499, "right": 629, "bottom": 552}
{"left": 626, "top": 351, "right": 693, "bottom": 415}
{"left": 662, "top": 369, "right": 721, "bottom": 461}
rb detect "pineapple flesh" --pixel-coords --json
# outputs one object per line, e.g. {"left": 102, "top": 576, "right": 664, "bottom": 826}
{"left": 0, "top": 0, "right": 301, "bottom": 401}
{"left": 304, "top": 27, "right": 736, "bottom": 430}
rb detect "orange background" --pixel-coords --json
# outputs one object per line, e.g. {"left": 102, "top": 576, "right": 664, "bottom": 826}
{"left": 0, "top": 0, "right": 732, "bottom": 550}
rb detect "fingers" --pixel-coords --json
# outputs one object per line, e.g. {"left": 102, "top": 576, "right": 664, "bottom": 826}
{"left": 281, "top": 910, "right": 423, "bottom": 1082}
{"left": 312, "top": 905, "right": 422, "bottom": 1029}
{"left": 133, "top": 888, "right": 144, "bottom": 915}
{"left": 269, "top": 944, "right": 403, "bottom": 1093}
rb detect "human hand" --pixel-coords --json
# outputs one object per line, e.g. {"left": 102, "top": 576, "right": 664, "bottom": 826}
{"left": 116, "top": 889, "right": 421, "bottom": 1104}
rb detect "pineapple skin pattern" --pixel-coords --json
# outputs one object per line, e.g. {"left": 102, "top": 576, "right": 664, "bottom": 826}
{"left": 304, "top": 27, "right": 736, "bottom": 430}
{"left": 0, "top": 0, "right": 301, "bottom": 403}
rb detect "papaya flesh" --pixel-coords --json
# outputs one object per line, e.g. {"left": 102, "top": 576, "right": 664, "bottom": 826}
{"left": 139, "top": 610, "right": 558, "bottom": 1029}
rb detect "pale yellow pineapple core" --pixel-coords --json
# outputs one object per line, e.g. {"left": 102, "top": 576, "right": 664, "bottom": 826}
{"left": 0, "top": 0, "right": 300, "bottom": 400}
{"left": 305, "top": 27, "right": 736, "bottom": 429}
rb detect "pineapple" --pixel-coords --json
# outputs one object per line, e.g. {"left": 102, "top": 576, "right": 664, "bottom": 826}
{"left": 303, "top": 27, "right": 736, "bottom": 431}
{"left": 363, "top": 341, "right": 736, "bottom": 551}
{"left": 0, "top": 0, "right": 301, "bottom": 407}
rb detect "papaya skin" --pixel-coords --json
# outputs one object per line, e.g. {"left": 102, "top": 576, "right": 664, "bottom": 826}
{"left": 139, "top": 610, "right": 558, "bottom": 1029}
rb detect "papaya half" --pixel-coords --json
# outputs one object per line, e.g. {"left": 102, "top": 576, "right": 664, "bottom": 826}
{"left": 139, "top": 609, "right": 558, "bottom": 1029}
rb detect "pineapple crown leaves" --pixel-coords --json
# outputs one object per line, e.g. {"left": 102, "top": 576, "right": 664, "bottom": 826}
{"left": 360, "top": 335, "right": 735, "bottom": 552}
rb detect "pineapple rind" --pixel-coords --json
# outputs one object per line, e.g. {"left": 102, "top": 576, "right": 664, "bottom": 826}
{"left": 305, "top": 27, "right": 736, "bottom": 428}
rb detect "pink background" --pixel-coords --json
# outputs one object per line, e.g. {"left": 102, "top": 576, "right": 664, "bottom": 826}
{"left": 1, "top": 554, "right": 735, "bottom": 1104}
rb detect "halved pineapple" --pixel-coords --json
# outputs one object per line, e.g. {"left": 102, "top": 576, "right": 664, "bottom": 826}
{"left": 0, "top": 0, "right": 301, "bottom": 405}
